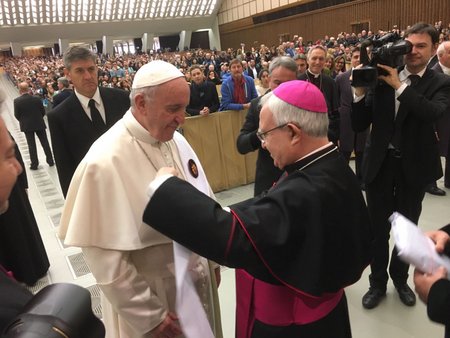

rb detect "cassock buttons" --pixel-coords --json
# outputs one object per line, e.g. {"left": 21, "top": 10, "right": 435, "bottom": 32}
{"left": 188, "top": 159, "right": 199, "bottom": 178}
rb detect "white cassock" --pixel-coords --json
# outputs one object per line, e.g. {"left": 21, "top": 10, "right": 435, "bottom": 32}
{"left": 59, "top": 110, "right": 222, "bottom": 338}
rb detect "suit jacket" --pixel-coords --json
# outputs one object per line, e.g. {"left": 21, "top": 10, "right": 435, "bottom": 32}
{"left": 13, "top": 94, "right": 46, "bottom": 132}
{"left": 48, "top": 87, "right": 130, "bottom": 196}
{"left": 335, "top": 70, "right": 368, "bottom": 152}
{"left": 351, "top": 67, "right": 450, "bottom": 186}
{"left": 246, "top": 66, "right": 260, "bottom": 79}
{"left": 236, "top": 94, "right": 283, "bottom": 196}
{"left": 428, "top": 54, "right": 439, "bottom": 70}
{"left": 432, "top": 63, "right": 450, "bottom": 157}
{"left": 52, "top": 89, "right": 73, "bottom": 108}
{"left": 186, "top": 80, "right": 220, "bottom": 116}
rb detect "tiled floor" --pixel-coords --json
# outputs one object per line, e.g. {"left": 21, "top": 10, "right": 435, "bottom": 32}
{"left": 2, "top": 73, "right": 450, "bottom": 337}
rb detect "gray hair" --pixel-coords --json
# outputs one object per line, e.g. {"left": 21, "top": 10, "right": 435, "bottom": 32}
{"left": 437, "top": 41, "right": 450, "bottom": 57}
{"left": 307, "top": 45, "right": 327, "bottom": 60}
{"left": 130, "top": 86, "right": 159, "bottom": 111}
{"left": 63, "top": 45, "right": 97, "bottom": 70}
{"left": 57, "top": 77, "right": 70, "bottom": 88}
{"left": 261, "top": 92, "right": 329, "bottom": 137}
{"left": 268, "top": 56, "right": 298, "bottom": 74}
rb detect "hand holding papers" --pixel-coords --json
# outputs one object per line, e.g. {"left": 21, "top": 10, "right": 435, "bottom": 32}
{"left": 390, "top": 212, "right": 450, "bottom": 278}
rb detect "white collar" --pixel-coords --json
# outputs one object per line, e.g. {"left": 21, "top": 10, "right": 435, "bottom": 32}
{"left": 439, "top": 62, "right": 450, "bottom": 76}
{"left": 296, "top": 142, "right": 334, "bottom": 162}
{"left": 74, "top": 87, "right": 101, "bottom": 110}
{"left": 307, "top": 70, "right": 321, "bottom": 78}
{"left": 399, "top": 66, "right": 426, "bottom": 82}
{"left": 123, "top": 110, "right": 160, "bottom": 145}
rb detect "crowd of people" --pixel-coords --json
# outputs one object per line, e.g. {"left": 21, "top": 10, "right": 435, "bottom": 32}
{"left": 3, "top": 20, "right": 449, "bottom": 107}
{"left": 1, "top": 19, "right": 450, "bottom": 338}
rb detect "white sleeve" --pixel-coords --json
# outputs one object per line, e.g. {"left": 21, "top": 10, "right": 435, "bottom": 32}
{"left": 82, "top": 247, "right": 167, "bottom": 335}
{"left": 147, "top": 174, "right": 173, "bottom": 199}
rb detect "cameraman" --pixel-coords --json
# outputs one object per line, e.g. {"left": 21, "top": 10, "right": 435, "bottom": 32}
{"left": 351, "top": 22, "right": 450, "bottom": 310}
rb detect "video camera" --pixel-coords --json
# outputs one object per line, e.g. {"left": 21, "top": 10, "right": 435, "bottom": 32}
{"left": 2, "top": 284, "right": 104, "bottom": 338}
{"left": 351, "top": 32, "right": 412, "bottom": 87}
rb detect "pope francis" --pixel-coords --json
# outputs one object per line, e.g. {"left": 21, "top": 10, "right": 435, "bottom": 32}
{"left": 59, "top": 61, "right": 222, "bottom": 338}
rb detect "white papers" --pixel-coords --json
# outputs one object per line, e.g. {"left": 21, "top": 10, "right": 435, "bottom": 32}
{"left": 390, "top": 212, "right": 450, "bottom": 278}
{"left": 173, "top": 242, "right": 215, "bottom": 338}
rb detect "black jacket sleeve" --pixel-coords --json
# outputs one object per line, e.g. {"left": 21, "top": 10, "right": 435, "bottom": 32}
{"left": 236, "top": 97, "right": 261, "bottom": 154}
{"left": 143, "top": 177, "right": 260, "bottom": 267}
{"left": 427, "top": 279, "right": 450, "bottom": 328}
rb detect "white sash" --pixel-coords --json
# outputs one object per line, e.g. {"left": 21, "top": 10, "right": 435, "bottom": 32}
{"left": 172, "top": 132, "right": 215, "bottom": 338}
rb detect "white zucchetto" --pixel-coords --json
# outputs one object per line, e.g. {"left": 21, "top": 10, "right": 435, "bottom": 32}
{"left": 132, "top": 60, "right": 184, "bottom": 89}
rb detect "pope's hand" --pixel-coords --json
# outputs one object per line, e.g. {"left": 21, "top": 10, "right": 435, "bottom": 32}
{"left": 150, "top": 312, "right": 182, "bottom": 338}
{"left": 156, "top": 167, "right": 178, "bottom": 178}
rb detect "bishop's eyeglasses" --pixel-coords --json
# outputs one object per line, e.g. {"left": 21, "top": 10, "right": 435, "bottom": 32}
{"left": 256, "top": 123, "right": 288, "bottom": 142}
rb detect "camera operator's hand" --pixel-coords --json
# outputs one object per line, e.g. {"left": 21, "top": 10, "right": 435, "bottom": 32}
{"left": 377, "top": 64, "right": 402, "bottom": 90}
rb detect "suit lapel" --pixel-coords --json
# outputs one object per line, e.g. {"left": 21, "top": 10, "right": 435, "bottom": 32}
{"left": 99, "top": 88, "right": 116, "bottom": 126}
{"left": 394, "top": 68, "right": 433, "bottom": 134}
{"left": 65, "top": 95, "right": 98, "bottom": 140}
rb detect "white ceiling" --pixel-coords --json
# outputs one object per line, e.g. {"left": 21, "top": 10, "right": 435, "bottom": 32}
{"left": 0, "top": 0, "right": 223, "bottom": 48}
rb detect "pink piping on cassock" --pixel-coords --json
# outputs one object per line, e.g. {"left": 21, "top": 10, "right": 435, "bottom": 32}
{"left": 229, "top": 210, "right": 343, "bottom": 338}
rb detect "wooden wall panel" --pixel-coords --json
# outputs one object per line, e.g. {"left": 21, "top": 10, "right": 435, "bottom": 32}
{"left": 219, "top": 0, "right": 449, "bottom": 50}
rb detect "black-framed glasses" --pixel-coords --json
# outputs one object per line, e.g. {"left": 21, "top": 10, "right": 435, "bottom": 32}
{"left": 256, "top": 123, "right": 288, "bottom": 142}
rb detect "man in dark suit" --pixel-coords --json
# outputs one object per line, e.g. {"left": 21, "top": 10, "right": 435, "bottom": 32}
{"left": 48, "top": 46, "right": 130, "bottom": 197}
{"left": 298, "top": 45, "right": 340, "bottom": 144}
{"left": 335, "top": 47, "right": 368, "bottom": 184}
{"left": 246, "top": 59, "right": 260, "bottom": 79}
{"left": 236, "top": 56, "right": 297, "bottom": 196}
{"left": 427, "top": 41, "right": 450, "bottom": 195}
{"left": 14, "top": 82, "right": 54, "bottom": 170}
{"left": 186, "top": 65, "right": 220, "bottom": 116}
{"left": 352, "top": 22, "right": 450, "bottom": 310}
{"left": 52, "top": 77, "right": 73, "bottom": 108}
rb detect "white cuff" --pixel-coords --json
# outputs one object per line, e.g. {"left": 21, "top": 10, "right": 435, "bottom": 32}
{"left": 353, "top": 93, "right": 365, "bottom": 102}
{"left": 147, "top": 174, "right": 174, "bottom": 199}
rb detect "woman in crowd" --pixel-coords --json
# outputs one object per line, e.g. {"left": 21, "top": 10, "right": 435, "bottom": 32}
{"left": 208, "top": 70, "right": 221, "bottom": 85}
{"left": 333, "top": 55, "right": 346, "bottom": 78}
{"left": 255, "top": 69, "right": 270, "bottom": 96}
{"left": 324, "top": 55, "right": 335, "bottom": 77}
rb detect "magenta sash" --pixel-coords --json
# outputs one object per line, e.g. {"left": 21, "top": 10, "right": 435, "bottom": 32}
{"left": 236, "top": 269, "right": 343, "bottom": 338}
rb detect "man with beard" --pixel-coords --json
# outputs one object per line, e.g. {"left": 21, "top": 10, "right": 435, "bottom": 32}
{"left": 186, "top": 65, "right": 220, "bottom": 116}
{"left": 219, "top": 59, "right": 258, "bottom": 111}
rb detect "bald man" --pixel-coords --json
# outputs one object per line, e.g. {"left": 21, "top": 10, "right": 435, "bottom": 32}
{"left": 14, "top": 82, "right": 54, "bottom": 170}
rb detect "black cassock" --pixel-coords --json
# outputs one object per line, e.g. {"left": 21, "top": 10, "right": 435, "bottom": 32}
{"left": 144, "top": 144, "right": 372, "bottom": 338}
{"left": 0, "top": 140, "right": 49, "bottom": 286}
